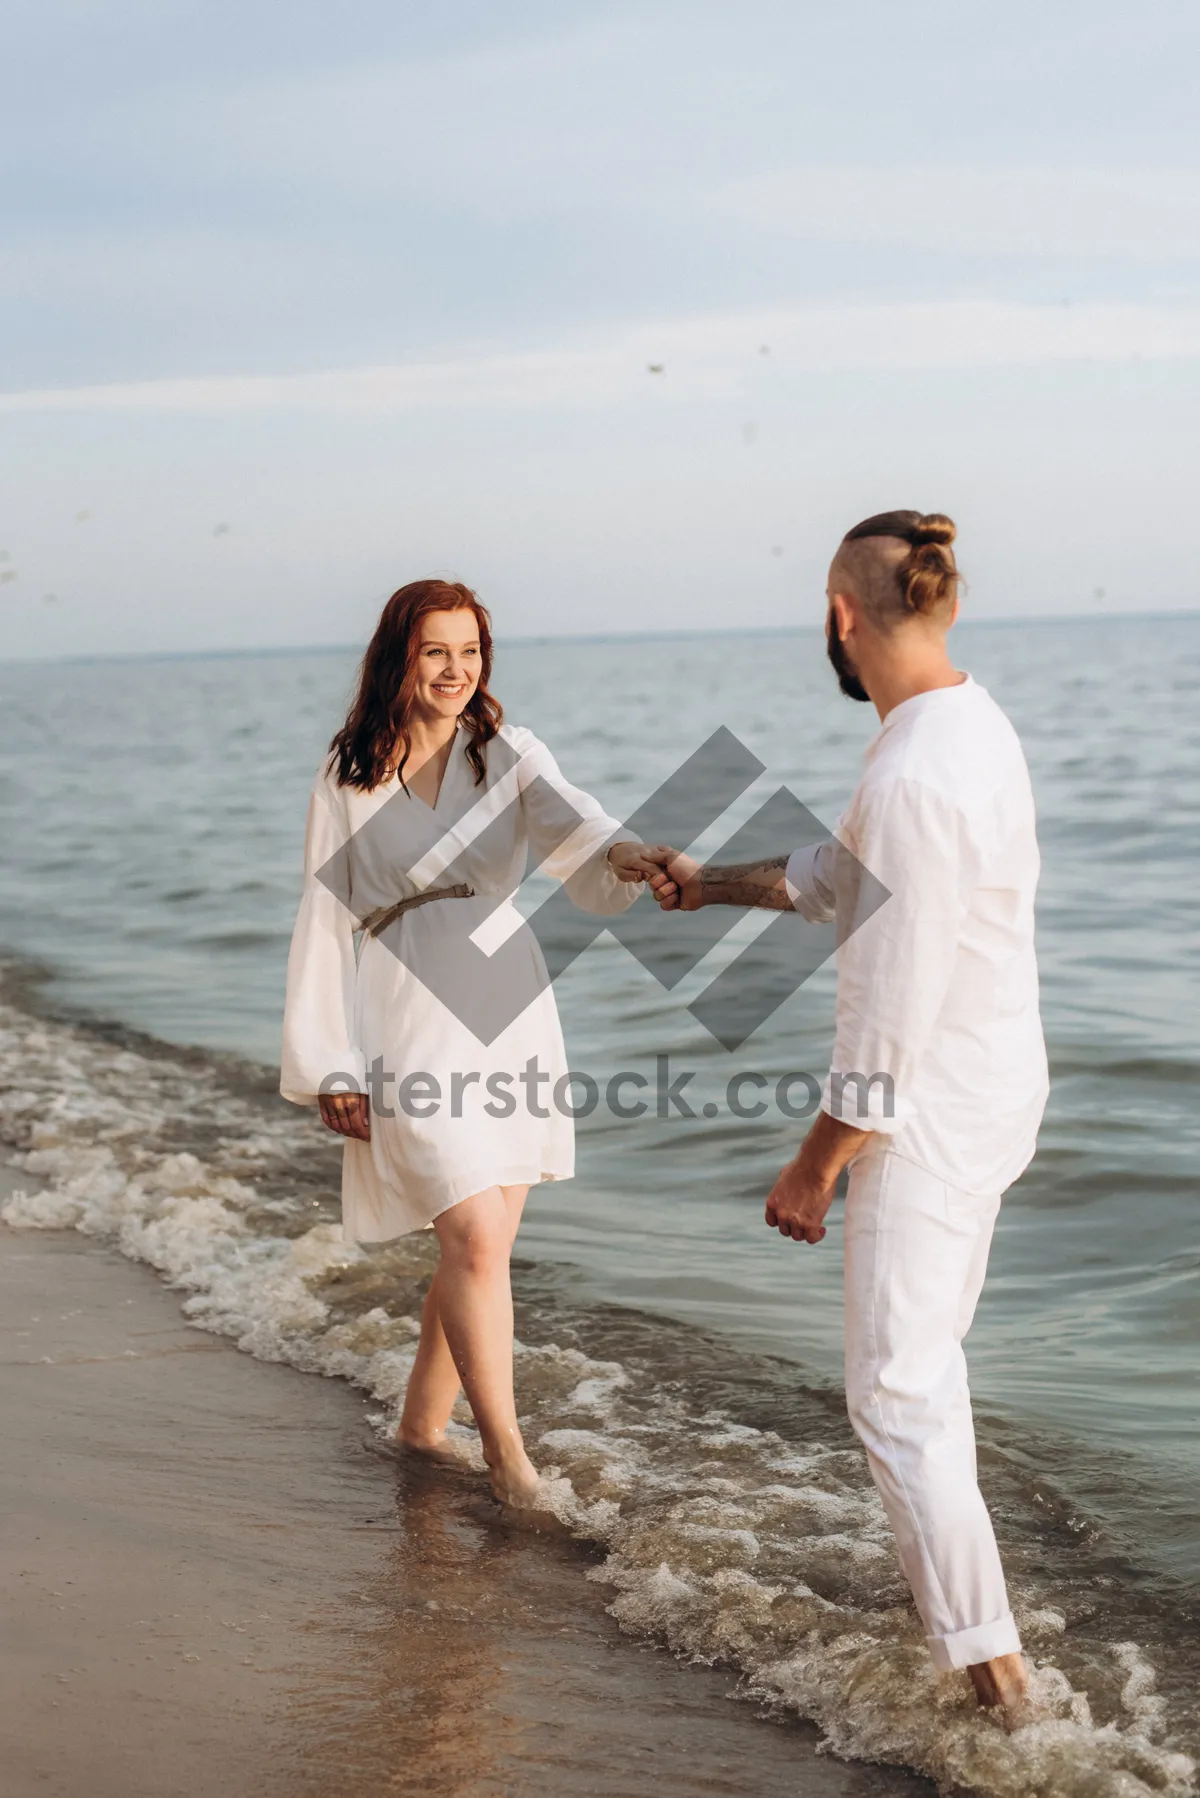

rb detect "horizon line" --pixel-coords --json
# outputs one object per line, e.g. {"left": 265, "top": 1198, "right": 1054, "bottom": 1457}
{"left": 1, "top": 606, "right": 1197, "bottom": 670}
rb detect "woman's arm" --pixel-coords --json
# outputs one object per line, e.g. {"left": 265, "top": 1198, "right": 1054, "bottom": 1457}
{"left": 280, "top": 776, "right": 370, "bottom": 1138}
{"left": 514, "top": 731, "right": 651, "bottom": 914}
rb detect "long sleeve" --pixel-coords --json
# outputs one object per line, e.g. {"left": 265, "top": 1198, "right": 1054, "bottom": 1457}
{"left": 784, "top": 838, "right": 838, "bottom": 922}
{"left": 823, "top": 778, "right": 975, "bottom": 1132}
{"left": 514, "top": 730, "right": 642, "bottom": 916}
{"left": 279, "top": 780, "right": 366, "bottom": 1105}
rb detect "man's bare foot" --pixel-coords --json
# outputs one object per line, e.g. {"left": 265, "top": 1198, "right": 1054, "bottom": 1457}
{"left": 968, "top": 1651, "right": 1031, "bottom": 1720}
{"left": 486, "top": 1449, "right": 542, "bottom": 1508}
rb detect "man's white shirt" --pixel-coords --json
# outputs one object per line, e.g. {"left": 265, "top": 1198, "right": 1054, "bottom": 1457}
{"left": 786, "top": 675, "right": 1049, "bottom": 1195}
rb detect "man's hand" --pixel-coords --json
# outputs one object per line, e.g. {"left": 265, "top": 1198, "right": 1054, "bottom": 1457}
{"left": 765, "top": 1111, "right": 871, "bottom": 1244}
{"left": 641, "top": 848, "right": 702, "bottom": 911}
{"left": 645, "top": 850, "right": 793, "bottom": 912}
{"left": 319, "top": 1091, "right": 371, "bottom": 1141}
{"left": 765, "top": 1155, "right": 836, "bottom": 1244}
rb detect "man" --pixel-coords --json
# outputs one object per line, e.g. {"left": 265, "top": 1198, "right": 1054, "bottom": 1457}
{"left": 648, "top": 510, "right": 1048, "bottom": 1715}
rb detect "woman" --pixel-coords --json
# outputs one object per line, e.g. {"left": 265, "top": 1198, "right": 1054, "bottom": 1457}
{"left": 280, "top": 579, "right": 655, "bottom": 1506}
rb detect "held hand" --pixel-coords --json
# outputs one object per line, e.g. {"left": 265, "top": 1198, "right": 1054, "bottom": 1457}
{"left": 640, "top": 848, "right": 702, "bottom": 911}
{"left": 318, "top": 1091, "right": 371, "bottom": 1141}
{"left": 765, "top": 1154, "right": 836, "bottom": 1245}
{"left": 607, "top": 841, "right": 679, "bottom": 883}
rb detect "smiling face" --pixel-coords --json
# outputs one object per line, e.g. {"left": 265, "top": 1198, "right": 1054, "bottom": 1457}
{"left": 410, "top": 607, "right": 483, "bottom": 724}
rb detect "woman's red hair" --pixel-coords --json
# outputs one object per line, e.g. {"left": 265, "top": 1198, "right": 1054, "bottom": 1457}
{"left": 327, "top": 579, "right": 503, "bottom": 791}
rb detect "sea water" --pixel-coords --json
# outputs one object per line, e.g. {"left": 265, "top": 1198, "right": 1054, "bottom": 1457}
{"left": 1, "top": 614, "right": 1197, "bottom": 1795}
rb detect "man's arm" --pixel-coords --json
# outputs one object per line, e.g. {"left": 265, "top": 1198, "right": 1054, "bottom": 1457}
{"left": 647, "top": 842, "right": 836, "bottom": 914}
{"left": 697, "top": 853, "right": 792, "bottom": 908}
{"left": 765, "top": 1111, "right": 868, "bottom": 1244}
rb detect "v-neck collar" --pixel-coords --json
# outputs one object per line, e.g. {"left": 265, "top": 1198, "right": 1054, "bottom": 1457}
{"left": 402, "top": 723, "right": 463, "bottom": 815}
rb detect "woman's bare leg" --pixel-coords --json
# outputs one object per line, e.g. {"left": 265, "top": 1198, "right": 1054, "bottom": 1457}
{"left": 399, "top": 1185, "right": 534, "bottom": 1501}
{"left": 430, "top": 1184, "right": 538, "bottom": 1504}
{"left": 397, "top": 1264, "right": 463, "bottom": 1455}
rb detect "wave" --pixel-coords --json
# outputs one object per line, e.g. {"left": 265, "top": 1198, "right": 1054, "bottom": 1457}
{"left": 0, "top": 959, "right": 1195, "bottom": 1798}
{"left": 1045, "top": 1050, "right": 1200, "bottom": 1088}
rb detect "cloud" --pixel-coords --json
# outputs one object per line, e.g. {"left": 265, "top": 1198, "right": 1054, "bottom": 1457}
{"left": 3, "top": 297, "right": 1199, "bottom": 416}
{"left": 711, "top": 165, "right": 1200, "bottom": 263}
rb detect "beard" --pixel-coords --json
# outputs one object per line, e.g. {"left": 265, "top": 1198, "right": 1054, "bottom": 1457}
{"left": 826, "top": 615, "right": 871, "bottom": 703}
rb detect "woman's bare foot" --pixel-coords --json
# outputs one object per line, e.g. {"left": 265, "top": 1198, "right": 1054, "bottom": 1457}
{"left": 394, "top": 1425, "right": 468, "bottom": 1467}
{"left": 486, "top": 1448, "right": 542, "bottom": 1508}
{"left": 968, "top": 1651, "right": 1031, "bottom": 1721}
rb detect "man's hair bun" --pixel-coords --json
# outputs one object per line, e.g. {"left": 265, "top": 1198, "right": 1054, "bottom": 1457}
{"left": 840, "top": 507, "right": 961, "bottom": 623}
{"left": 910, "top": 513, "right": 956, "bottom": 549}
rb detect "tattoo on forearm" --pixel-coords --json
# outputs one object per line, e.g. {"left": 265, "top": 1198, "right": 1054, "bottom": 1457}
{"left": 700, "top": 856, "right": 789, "bottom": 883}
{"left": 699, "top": 855, "right": 791, "bottom": 909}
{"left": 707, "top": 881, "right": 793, "bottom": 910}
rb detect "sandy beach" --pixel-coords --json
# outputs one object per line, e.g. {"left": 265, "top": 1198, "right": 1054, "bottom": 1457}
{"left": 0, "top": 1158, "right": 921, "bottom": 1798}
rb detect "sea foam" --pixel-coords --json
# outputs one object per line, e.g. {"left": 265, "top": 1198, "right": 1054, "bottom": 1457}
{"left": 1, "top": 987, "right": 1194, "bottom": 1798}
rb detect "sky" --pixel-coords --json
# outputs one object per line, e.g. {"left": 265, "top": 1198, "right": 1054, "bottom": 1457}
{"left": 2, "top": 0, "right": 1199, "bottom": 659}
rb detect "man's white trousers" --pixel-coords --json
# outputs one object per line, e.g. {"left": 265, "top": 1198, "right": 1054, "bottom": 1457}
{"left": 844, "top": 1145, "right": 1022, "bottom": 1671}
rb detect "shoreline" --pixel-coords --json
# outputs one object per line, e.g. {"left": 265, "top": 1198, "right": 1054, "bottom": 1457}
{"left": 2, "top": 957, "right": 1193, "bottom": 1797}
{"left": 0, "top": 1158, "right": 922, "bottom": 1798}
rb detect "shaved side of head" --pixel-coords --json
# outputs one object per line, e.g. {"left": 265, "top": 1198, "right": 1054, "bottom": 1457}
{"left": 831, "top": 535, "right": 914, "bottom": 630}
{"left": 831, "top": 510, "right": 961, "bottom": 631}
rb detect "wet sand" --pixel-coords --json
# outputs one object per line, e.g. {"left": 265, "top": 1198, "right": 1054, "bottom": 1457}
{"left": 0, "top": 1161, "right": 922, "bottom": 1798}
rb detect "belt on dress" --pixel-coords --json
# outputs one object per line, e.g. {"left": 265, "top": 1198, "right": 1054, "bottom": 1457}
{"left": 359, "top": 883, "right": 476, "bottom": 939}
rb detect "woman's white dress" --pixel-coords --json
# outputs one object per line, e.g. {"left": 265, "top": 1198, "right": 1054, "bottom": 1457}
{"left": 280, "top": 723, "right": 639, "bottom": 1242}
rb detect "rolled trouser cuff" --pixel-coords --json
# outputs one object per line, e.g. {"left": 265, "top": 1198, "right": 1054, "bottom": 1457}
{"left": 927, "top": 1611, "right": 1023, "bottom": 1671}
